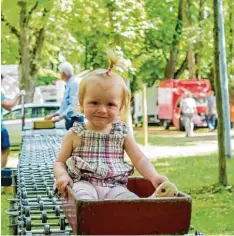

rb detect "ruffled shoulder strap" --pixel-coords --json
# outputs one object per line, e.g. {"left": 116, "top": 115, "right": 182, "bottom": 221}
{"left": 70, "top": 122, "right": 86, "bottom": 136}
{"left": 111, "top": 121, "right": 129, "bottom": 139}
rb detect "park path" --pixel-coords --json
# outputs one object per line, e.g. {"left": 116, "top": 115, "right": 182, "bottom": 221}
{"left": 6, "top": 130, "right": 234, "bottom": 168}
{"left": 138, "top": 139, "right": 234, "bottom": 159}
{"left": 138, "top": 129, "right": 234, "bottom": 159}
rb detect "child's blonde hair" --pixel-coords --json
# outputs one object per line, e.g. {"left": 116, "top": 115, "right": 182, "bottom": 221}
{"left": 79, "top": 49, "right": 131, "bottom": 118}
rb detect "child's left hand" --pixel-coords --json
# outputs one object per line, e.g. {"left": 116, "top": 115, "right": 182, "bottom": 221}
{"left": 151, "top": 181, "right": 179, "bottom": 198}
{"left": 151, "top": 175, "right": 168, "bottom": 188}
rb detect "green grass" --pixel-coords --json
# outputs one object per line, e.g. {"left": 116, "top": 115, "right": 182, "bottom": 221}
{"left": 134, "top": 154, "right": 234, "bottom": 234}
{"left": 1, "top": 193, "right": 12, "bottom": 235}
{"left": 1, "top": 154, "right": 234, "bottom": 235}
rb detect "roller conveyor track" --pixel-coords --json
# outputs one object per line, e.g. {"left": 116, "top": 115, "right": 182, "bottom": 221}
{"left": 7, "top": 129, "right": 73, "bottom": 235}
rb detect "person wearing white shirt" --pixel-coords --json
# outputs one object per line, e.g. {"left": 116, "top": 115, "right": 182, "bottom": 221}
{"left": 180, "top": 91, "right": 197, "bottom": 137}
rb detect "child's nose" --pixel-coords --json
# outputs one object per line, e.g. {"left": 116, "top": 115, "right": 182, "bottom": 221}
{"left": 98, "top": 105, "right": 107, "bottom": 113}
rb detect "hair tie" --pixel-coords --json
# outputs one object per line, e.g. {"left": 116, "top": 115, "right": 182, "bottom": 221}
{"left": 106, "top": 67, "right": 112, "bottom": 76}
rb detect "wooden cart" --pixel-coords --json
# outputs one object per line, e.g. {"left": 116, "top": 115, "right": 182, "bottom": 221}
{"left": 62, "top": 177, "right": 192, "bottom": 235}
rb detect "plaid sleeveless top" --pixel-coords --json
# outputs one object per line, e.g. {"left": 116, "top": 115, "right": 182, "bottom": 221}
{"left": 66, "top": 121, "right": 134, "bottom": 187}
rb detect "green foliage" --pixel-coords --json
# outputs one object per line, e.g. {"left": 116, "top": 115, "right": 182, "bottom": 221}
{"left": 1, "top": 0, "right": 234, "bottom": 95}
{"left": 36, "top": 75, "right": 58, "bottom": 86}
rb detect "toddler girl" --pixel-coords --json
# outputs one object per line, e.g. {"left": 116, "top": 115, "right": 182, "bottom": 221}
{"left": 54, "top": 50, "right": 168, "bottom": 200}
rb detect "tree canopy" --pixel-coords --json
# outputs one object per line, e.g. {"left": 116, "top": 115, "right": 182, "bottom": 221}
{"left": 1, "top": 0, "right": 234, "bottom": 95}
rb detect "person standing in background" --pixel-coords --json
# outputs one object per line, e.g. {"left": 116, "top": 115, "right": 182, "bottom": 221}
{"left": 45, "top": 62, "right": 84, "bottom": 130}
{"left": 180, "top": 91, "right": 197, "bottom": 137}
{"left": 206, "top": 90, "right": 217, "bottom": 131}
{"left": 1, "top": 74, "right": 25, "bottom": 168}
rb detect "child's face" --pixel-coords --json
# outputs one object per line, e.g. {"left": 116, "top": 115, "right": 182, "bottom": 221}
{"left": 81, "top": 78, "right": 123, "bottom": 128}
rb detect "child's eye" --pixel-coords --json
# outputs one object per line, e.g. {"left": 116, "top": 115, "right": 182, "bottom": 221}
{"left": 90, "top": 101, "right": 98, "bottom": 105}
{"left": 108, "top": 103, "right": 116, "bottom": 107}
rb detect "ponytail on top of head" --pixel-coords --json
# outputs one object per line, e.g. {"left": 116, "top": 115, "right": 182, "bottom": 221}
{"left": 105, "top": 49, "right": 121, "bottom": 76}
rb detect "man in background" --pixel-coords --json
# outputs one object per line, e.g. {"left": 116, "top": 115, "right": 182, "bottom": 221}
{"left": 1, "top": 74, "right": 25, "bottom": 168}
{"left": 45, "top": 62, "right": 84, "bottom": 130}
{"left": 206, "top": 90, "right": 217, "bottom": 131}
{"left": 180, "top": 91, "right": 197, "bottom": 137}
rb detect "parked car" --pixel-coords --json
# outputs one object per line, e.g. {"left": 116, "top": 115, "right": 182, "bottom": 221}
{"left": 2, "top": 103, "right": 65, "bottom": 146}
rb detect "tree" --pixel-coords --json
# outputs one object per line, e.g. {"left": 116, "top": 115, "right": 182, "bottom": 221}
{"left": 165, "top": 0, "right": 185, "bottom": 79}
{"left": 213, "top": 0, "right": 228, "bottom": 185}
{"left": 1, "top": 0, "right": 52, "bottom": 102}
{"left": 2, "top": 0, "right": 233, "bottom": 97}
{"left": 186, "top": 0, "right": 196, "bottom": 79}
{"left": 195, "top": 0, "right": 206, "bottom": 78}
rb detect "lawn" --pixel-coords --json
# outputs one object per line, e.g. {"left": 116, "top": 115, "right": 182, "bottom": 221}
{"left": 134, "top": 154, "right": 234, "bottom": 235}
{"left": 1, "top": 193, "right": 12, "bottom": 235}
{"left": 1, "top": 154, "right": 234, "bottom": 235}
{"left": 134, "top": 129, "right": 234, "bottom": 146}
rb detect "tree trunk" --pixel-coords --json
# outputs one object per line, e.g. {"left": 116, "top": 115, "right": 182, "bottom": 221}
{"left": 18, "top": 1, "right": 33, "bottom": 102}
{"left": 174, "top": 54, "right": 188, "bottom": 79}
{"left": 213, "top": 0, "right": 228, "bottom": 186}
{"left": 17, "top": 1, "right": 48, "bottom": 102}
{"left": 186, "top": 0, "right": 196, "bottom": 79}
{"left": 18, "top": 27, "right": 36, "bottom": 101}
{"left": 187, "top": 45, "right": 196, "bottom": 79}
{"left": 195, "top": 0, "right": 205, "bottom": 78}
{"left": 165, "top": 0, "right": 185, "bottom": 79}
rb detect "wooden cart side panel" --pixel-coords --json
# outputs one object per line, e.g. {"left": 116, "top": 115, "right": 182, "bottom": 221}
{"left": 63, "top": 177, "right": 192, "bottom": 235}
{"left": 78, "top": 199, "right": 192, "bottom": 235}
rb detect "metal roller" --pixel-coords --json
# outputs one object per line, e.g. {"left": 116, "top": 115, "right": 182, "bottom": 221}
{"left": 7, "top": 129, "right": 73, "bottom": 235}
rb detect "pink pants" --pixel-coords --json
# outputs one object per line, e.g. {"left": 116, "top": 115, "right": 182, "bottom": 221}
{"left": 72, "top": 180, "right": 139, "bottom": 200}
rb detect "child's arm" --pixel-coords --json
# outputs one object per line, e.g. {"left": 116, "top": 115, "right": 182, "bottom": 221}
{"left": 124, "top": 132, "right": 168, "bottom": 188}
{"left": 54, "top": 130, "right": 80, "bottom": 197}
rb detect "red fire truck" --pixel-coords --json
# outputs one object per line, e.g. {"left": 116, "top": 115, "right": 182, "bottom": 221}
{"left": 158, "top": 79, "right": 211, "bottom": 130}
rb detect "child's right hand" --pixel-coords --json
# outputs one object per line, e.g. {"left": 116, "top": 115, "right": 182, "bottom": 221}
{"left": 56, "top": 174, "right": 73, "bottom": 198}
{"left": 44, "top": 114, "right": 53, "bottom": 120}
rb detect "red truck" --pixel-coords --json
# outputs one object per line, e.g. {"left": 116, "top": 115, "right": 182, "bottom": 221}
{"left": 158, "top": 79, "right": 211, "bottom": 130}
